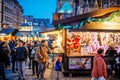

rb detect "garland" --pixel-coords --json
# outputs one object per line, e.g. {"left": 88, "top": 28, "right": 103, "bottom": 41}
{"left": 55, "top": 11, "right": 120, "bottom": 29}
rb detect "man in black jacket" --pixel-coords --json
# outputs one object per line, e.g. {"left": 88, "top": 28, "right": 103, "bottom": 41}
{"left": 16, "top": 40, "right": 27, "bottom": 80}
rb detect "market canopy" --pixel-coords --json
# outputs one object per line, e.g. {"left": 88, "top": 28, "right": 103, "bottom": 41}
{"left": 20, "top": 23, "right": 31, "bottom": 26}
{"left": 0, "top": 28, "right": 18, "bottom": 36}
{"left": 54, "top": 6, "right": 120, "bottom": 30}
{"left": 58, "top": 1, "right": 73, "bottom": 14}
{"left": 15, "top": 31, "right": 30, "bottom": 37}
{"left": 54, "top": 6, "right": 120, "bottom": 25}
{"left": 27, "top": 31, "right": 42, "bottom": 37}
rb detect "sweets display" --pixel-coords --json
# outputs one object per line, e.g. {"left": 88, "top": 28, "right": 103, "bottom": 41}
{"left": 67, "top": 31, "right": 120, "bottom": 56}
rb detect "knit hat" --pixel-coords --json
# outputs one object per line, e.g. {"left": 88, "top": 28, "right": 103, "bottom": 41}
{"left": 57, "top": 57, "right": 62, "bottom": 61}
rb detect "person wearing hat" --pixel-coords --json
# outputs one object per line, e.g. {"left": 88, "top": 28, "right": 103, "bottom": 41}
{"left": 54, "top": 56, "right": 62, "bottom": 80}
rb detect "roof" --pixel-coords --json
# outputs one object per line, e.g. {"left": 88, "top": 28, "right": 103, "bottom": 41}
{"left": 0, "top": 28, "right": 18, "bottom": 36}
{"left": 58, "top": 1, "right": 73, "bottom": 14}
{"left": 54, "top": 6, "right": 120, "bottom": 25}
{"left": 20, "top": 23, "right": 31, "bottom": 26}
{"left": 27, "top": 32, "right": 42, "bottom": 37}
{"left": 15, "top": 31, "right": 30, "bottom": 37}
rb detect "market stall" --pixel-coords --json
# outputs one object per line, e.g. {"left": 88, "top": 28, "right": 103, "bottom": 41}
{"left": 64, "top": 29, "right": 120, "bottom": 75}
{"left": 53, "top": 7, "right": 120, "bottom": 75}
{"left": 0, "top": 28, "right": 18, "bottom": 42}
{"left": 41, "top": 30, "right": 65, "bottom": 54}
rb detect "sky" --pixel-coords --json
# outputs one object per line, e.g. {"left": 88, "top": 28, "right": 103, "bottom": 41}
{"left": 18, "top": 0, "right": 57, "bottom": 21}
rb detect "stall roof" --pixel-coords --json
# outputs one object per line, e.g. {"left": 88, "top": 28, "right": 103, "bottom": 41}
{"left": 15, "top": 31, "right": 30, "bottom": 37}
{"left": 20, "top": 23, "right": 31, "bottom": 26}
{"left": 0, "top": 28, "right": 18, "bottom": 36}
{"left": 54, "top": 6, "right": 120, "bottom": 25}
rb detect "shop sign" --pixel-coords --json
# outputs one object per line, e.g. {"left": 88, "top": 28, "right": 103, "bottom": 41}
{"left": 0, "top": 33, "right": 6, "bottom": 36}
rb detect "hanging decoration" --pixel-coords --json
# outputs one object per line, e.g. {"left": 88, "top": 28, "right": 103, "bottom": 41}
{"left": 56, "top": 11, "right": 120, "bottom": 29}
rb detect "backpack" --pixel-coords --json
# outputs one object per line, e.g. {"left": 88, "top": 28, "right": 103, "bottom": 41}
{"left": 30, "top": 48, "right": 37, "bottom": 60}
{"left": 16, "top": 47, "right": 27, "bottom": 61}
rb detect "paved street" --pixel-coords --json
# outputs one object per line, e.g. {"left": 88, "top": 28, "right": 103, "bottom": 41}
{"left": 4, "top": 64, "right": 120, "bottom": 80}
{"left": 5, "top": 65, "right": 91, "bottom": 80}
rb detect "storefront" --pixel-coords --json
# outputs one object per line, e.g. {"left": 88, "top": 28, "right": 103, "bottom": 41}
{"left": 53, "top": 7, "right": 120, "bottom": 75}
{"left": 41, "top": 30, "right": 65, "bottom": 54}
{"left": 16, "top": 22, "right": 33, "bottom": 41}
{"left": 0, "top": 28, "right": 18, "bottom": 42}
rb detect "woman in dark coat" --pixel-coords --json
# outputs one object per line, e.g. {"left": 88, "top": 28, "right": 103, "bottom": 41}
{"left": 106, "top": 45, "right": 117, "bottom": 78}
{"left": 11, "top": 43, "right": 19, "bottom": 73}
{"left": 0, "top": 42, "right": 8, "bottom": 80}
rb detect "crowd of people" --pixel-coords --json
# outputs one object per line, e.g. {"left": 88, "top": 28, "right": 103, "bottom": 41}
{"left": 0, "top": 39, "right": 120, "bottom": 80}
{"left": 0, "top": 40, "right": 62, "bottom": 80}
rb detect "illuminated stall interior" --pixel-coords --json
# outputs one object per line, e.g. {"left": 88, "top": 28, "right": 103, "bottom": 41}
{"left": 17, "top": 22, "right": 33, "bottom": 41}
{"left": 0, "top": 28, "right": 18, "bottom": 42}
{"left": 41, "top": 30, "right": 65, "bottom": 54}
{"left": 67, "top": 31, "right": 120, "bottom": 56}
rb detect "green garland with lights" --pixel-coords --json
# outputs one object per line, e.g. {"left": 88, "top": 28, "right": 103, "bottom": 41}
{"left": 56, "top": 11, "right": 120, "bottom": 29}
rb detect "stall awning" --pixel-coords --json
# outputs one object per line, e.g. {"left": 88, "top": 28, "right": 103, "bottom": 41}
{"left": 27, "top": 31, "right": 42, "bottom": 37}
{"left": 15, "top": 31, "right": 30, "bottom": 37}
{"left": 0, "top": 28, "right": 18, "bottom": 36}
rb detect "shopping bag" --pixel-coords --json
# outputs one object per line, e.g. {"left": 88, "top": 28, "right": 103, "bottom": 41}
{"left": 98, "top": 76, "right": 105, "bottom": 80}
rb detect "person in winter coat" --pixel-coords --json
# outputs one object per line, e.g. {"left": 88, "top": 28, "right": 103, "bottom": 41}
{"left": 11, "top": 43, "right": 19, "bottom": 73}
{"left": 36, "top": 40, "right": 51, "bottom": 80}
{"left": 28, "top": 43, "right": 34, "bottom": 69}
{"left": 30, "top": 44, "right": 38, "bottom": 75}
{"left": 91, "top": 48, "right": 107, "bottom": 80}
{"left": 54, "top": 57, "right": 62, "bottom": 80}
{"left": 105, "top": 45, "right": 117, "bottom": 77}
{"left": 2, "top": 42, "right": 10, "bottom": 69}
{"left": 16, "top": 40, "right": 27, "bottom": 80}
{"left": 0, "top": 42, "right": 8, "bottom": 80}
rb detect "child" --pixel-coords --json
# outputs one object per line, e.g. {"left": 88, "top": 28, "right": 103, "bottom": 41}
{"left": 54, "top": 57, "right": 62, "bottom": 80}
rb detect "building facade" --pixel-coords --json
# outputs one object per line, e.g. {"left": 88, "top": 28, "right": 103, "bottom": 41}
{"left": 23, "top": 15, "right": 34, "bottom": 26}
{"left": 23, "top": 15, "right": 53, "bottom": 32}
{"left": 54, "top": 0, "right": 120, "bottom": 20}
{"left": 0, "top": 0, "right": 23, "bottom": 29}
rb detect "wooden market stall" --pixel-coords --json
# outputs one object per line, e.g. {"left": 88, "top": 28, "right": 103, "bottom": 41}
{"left": 53, "top": 6, "right": 120, "bottom": 75}
{"left": 0, "top": 28, "right": 18, "bottom": 42}
{"left": 41, "top": 30, "right": 65, "bottom": 54}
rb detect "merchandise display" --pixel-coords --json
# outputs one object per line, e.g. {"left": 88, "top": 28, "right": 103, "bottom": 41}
{"left": 69, "top": 57, "right": 92, "bottom": 69}
{"left": 67, "top": 31, "right": 120, "bottom": 56}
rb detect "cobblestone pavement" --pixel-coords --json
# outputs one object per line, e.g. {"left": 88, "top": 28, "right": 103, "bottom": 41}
{"left": 5, "top": 66, "right": 91, "bottom": 80}
{"left": 5, "top": 66, "right": 120, "bottom": 80}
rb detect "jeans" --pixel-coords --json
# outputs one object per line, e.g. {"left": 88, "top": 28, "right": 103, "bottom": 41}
{"left": 12, "top": 59, "right": 16, "bottom": 72}
{"left": 18, "top": 61, "right": 26, "bottom": 79}
{"left": 37, "top": 63, "right": 46, "bottom": 79}
{"left": 0, "top": 63, "right": 6, "bottom": 80}
{"left": 32, "top": 60, "right": 38, "bottom": 75}
{"left": 110, "top": 62, "right": 115, "bottom": 76}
